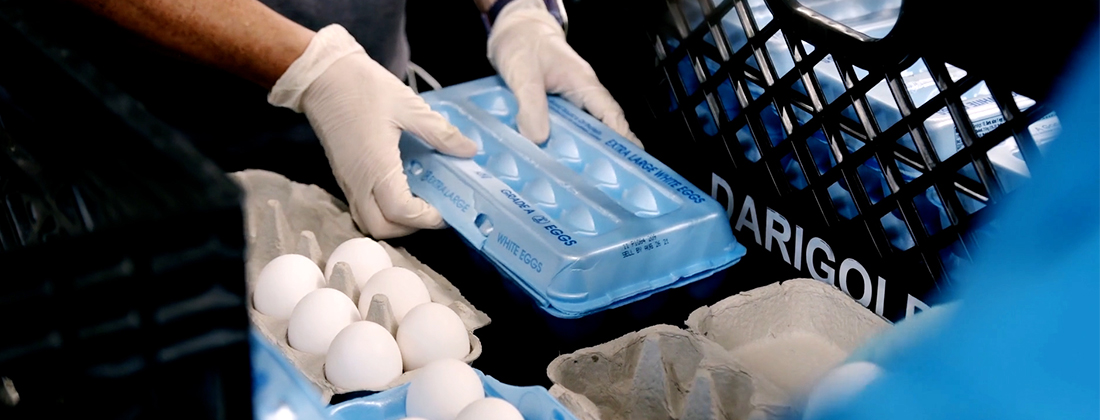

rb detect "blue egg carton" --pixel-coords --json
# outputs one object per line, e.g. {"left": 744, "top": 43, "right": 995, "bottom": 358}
{"left": 250, "top": 329, "right": 333, "bottom": 420}
{"left": 399, "top": 76, "right": 747, "bottom": 319}
{"left": 250, "top": 329, "right": 576, "bottom": 420}
{"left": 250, "top": 328, "right": 576, "bottom": 420}
{"left": 326, "top": 369, "right": 578, "bottom": 420}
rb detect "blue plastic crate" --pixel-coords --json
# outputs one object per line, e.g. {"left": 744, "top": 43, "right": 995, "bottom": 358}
{"left": 326, "top": 369, "right": 578, "bottom": 420}
{"left": 399, "top": 76, "right": 746, "bottom": 319}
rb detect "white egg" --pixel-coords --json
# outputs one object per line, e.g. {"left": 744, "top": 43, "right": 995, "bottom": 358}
{"left": 253, "top": 254, "right": 326, "bottom": 319}
{"left": 359, "top": 267, "right": 432, "bottom": 323}
{"left": 802, "top": 361, "right": 883, "bottom": 420}
{"left": 325, "top": 321, "right": 403, "bottom": 389}
{"left": 455, "top": 398, "right": 524, "bottom": 420}
{"left": 396, "top": 303, "right": 470, "bottom": 371}
{"left": 406, "top": 359, "right": 484, "bottom": 420}
{"left": 287, "top": 288, "right": 361, "bottom": 355}
{"left": 324, "top": 237, "right": 393, "bottom": 289}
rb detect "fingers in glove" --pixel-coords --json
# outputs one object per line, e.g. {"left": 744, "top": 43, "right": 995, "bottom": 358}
{"left": 354, "top": 195, "right": 421, "bottom": 239}
{"left": 563, "top": 86, "right": 645, "bottom": 149}
{"left": 619, "top": 128, "right": 645, "bottom": 150}
{"left": 499, "top": 58, "right": 551, "bottom": 143}
{"left": 373, "top": 169, "right": 447, "bottom": 230}
{"left": 398, "top": 99, "right": 479, "bottom": 158}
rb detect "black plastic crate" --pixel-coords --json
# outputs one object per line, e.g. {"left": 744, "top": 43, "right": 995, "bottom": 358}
{"left": 0, "top": 4, "right": 252, "bottom": 418}
{"left": 613, "top": 0, "right": 1086, "bottom": 321}
{"left": 384, "top": 0, "right": 1095, "bottom": 389}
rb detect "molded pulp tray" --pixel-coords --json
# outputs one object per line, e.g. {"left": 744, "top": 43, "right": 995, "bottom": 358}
{"left": 400, "top": 76, "right": 747, "bottom": 318}
{"left": 326, "top": 367, "right": 579, "bottom": 420}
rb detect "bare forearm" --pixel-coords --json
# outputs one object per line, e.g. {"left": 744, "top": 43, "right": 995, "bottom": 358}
{"left": 473, "top": 0, "right": 497, "bottom": 13}
{"left": 67, "top": 0, "right": 313, "bottom": 89}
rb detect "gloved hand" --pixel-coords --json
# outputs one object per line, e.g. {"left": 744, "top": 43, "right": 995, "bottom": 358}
{"left": 487, "top": 0, "right": 643, "bottom": 148}
{"left": 269, "top": 25, "right": 478, "bottom": 238}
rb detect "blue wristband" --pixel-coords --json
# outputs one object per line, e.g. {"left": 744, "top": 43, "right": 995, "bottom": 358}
{"left": 485, "top": 0, "right": 515, "bottom": 26}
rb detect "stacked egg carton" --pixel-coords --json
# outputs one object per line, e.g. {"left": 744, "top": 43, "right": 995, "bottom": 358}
{"left": 457, "top": 91, "right": 684, "bottom": 221}
{"left": 546, "top": 279, "right": 890, "bottom": 420}
{"left": 401, "top": 77, "right": 745, "bottom": 319}
{"left": 232, "top": 169, "right": 491, "bottom": 403}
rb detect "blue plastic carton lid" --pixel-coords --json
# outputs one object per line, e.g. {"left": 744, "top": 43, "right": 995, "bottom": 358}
{"left": 400, "top": 76, "right": 746, "bottom": 318}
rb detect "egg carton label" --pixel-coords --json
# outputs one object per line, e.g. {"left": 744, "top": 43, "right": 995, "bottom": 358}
{"left": 498, "top": 187, "right": 578, "bottom": 246}
{"left": 553, "top": 101, "right": 709, "bottom": 206}
{"left": 495, "top": 232, "right": 544, "bottom": 273}
{"left": 420, "top": 169, "right": 471, "bottom": 213}
{"left": 621, "top": 234, "right": 670, "bottom": 259}
{"left": 548, "top": 98, "right": 605, "bottom": 139}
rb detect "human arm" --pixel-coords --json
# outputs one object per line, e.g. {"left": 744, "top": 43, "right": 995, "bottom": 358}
{"left": 65, "top": 0, "right": 313, "bottom": 89}
{"left": 473, "top": 0, "right": 497, "bottom": 12}
{"left": 65, "top": 0, "right": 478, "bottom": 238}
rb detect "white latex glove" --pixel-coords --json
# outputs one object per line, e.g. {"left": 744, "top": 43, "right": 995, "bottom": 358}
{"left": 269, "top": 25, "right": 478, "bottom": 238}
{"left": 487, "top": 0, "right": 644, "bottom": 148}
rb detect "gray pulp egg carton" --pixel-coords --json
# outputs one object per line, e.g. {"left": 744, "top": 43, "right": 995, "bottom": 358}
{"left": 547, "top": 325, "right": 791, "bottom": 420}
{"left": 546, "top": 279, "right": 890, "bottom": 420}
{"left": 684, "top": 280, "right": 891, "bottom": 406}
{"left": 231, "top": 169, "right": 491, "bottom": 403}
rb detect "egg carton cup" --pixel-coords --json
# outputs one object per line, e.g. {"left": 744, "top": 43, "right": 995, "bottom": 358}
{"left": 546, "top": 279, "right": 890, "bottom": 420}
{"left": 231, "top": 169, "right": 491, "bottom": 403}
{"left": 546, "top": 324, "right": 791, "bottom": 420}
{"left": 685, "top": 280, "right": 890, "bottom": 406}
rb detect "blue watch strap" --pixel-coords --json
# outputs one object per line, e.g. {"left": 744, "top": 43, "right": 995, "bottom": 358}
{"left": 485, "top": 0, "right": 515, "bottom": 26}
{"left": 543, "top": 0, "right": 567, "bottom": 31}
